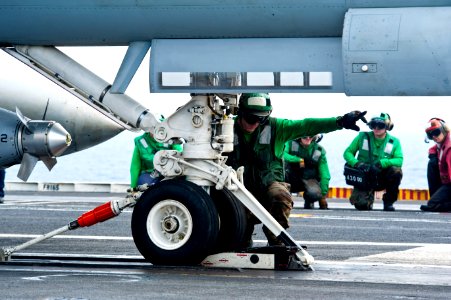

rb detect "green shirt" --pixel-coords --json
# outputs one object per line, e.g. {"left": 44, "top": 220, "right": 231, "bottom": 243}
{"left": 271, "top": 117, "right": 340, "bottom": 160}
{"left": 343, "top": 131, "right": 403, "bottom": 168}
{"left": 130, "top": 133, "right": 182, "bottom": 188}
{"left": 283, "top": 140, "right": 331, "bottom": 195}
{"left": 227, "top": 116, "right": 340, "bottom": 195}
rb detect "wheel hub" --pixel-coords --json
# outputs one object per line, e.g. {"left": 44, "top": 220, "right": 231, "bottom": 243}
{"left": 162, "top": 216, "right": 179, "bottom": 233}
{"left": 147, "top": 199, "right": 193, "bottom": 250}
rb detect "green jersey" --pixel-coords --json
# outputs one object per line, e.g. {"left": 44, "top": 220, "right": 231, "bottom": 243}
{"left": 227, "top": 116, "right": 339, "bottom": 196}
{"left": 343, "top": 131, "right": 403, "bottom": 168}
{"left": 284, "top": 140, "right": 331, "bottom": 195}
{"left": 130, "top": 132, "right": 182, "bottom": 188}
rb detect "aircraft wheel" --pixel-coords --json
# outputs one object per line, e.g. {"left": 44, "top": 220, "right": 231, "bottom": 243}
{"left": 210, "top": 187, "right": 248, "bottom": 253}
{"left": 131, "top": 179, "right": 219, "bottom": 265}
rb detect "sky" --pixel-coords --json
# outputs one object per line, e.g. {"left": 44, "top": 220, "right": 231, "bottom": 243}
{"left": 1, "top": 46, "right": 450, "bottom": 188}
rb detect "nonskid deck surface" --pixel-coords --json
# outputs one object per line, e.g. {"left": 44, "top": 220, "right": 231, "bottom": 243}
{"left": 0, "top": 191, "right": 450, "bottom": 299}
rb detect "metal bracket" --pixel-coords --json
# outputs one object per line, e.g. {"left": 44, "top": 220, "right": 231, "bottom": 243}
{"left": 202, "top": 246, "right": 313, "bottom": 271}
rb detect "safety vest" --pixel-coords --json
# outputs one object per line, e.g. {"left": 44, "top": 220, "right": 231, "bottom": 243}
{"left": 288, "top": 140, "right": 323, "bottom": 179}
{"left": 357, "top": 132, "right": 395, "bottom": 163}
{"left": 289, "top": 141, "right": 322, "bottom": 163}
{"left": 226, "top": 118, "right": 282, "bottom": 192}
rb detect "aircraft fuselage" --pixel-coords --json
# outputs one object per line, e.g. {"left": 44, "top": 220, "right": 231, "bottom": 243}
{"left": 1, "top": 0, "right": 450, "bottom": 46}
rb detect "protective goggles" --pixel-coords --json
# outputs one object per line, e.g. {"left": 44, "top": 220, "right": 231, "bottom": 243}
{"left": 426, "top": 128, "right": 442, "bottom": 140}
{"left": 301, "top": 136, "right": 314, "bottom": 139}
{"left": 368, "top": 120, "right": 387, "bottom": 130}
{"left": 242, "top": 113, "right": 269, "bottom": 125}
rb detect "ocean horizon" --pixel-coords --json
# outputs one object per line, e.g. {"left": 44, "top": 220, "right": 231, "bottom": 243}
{"left": 5, "top": 128, "right": 430, "bottom": 190}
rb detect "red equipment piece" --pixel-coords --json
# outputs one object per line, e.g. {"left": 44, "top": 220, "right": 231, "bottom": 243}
{"left": 77, "top": 202, "right": 118, "bottom": 227}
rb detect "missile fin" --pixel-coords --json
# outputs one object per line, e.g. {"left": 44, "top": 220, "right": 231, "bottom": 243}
{"left": 15, "top": 107, "right": 31, "bottom": 131}
{"left": 41, "top": 156, "right": 57, "bottom": 171}
{"left": 17, "top": 153, "right": 39, "bottom": 181}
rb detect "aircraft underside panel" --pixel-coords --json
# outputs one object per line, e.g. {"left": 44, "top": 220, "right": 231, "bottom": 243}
{"left": 343, "top": 7, "right": 451, "bottom": 96}
{"left": 1, "top": 1, "right": 450, "bottom": 45}
{"left": 149, "top": 38, "right": 344, "bottom": 93}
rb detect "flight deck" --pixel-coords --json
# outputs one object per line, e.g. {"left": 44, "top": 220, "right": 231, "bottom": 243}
{"left": 0, "top": 188, "right": 450, "bottom": 299}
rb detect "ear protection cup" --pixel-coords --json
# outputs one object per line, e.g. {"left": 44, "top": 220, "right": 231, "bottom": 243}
{"left": 381, "top": 113, "right": 394, "bottom": 131}
{"left": 314, "top": 133, "right": 324, "bottom": 143}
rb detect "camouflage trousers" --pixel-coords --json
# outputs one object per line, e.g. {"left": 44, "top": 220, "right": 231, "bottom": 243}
{"left": 350, "top": 166, "right": 403, "bottom": 210}
{"left": 300, "top": 178, "right": 323, "bottom": 204}
{"left": 240, "top": 181, "right": 293, "bottom": 247}
{"left": 350, "top": 188, "right": 375, "bottom": 210}
{"left": 262, "top": 181, "right": 293, "bottom": 245}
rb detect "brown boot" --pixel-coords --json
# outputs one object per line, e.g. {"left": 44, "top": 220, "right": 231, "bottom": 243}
{"left": 319, "top": 196, "right": 328, "bottom": 209}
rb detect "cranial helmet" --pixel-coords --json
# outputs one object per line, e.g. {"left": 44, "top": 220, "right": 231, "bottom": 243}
{"left": 425, "top": 118, "right": 449, "bottom": 135}
{"left": 425, "top": 118, "right": 445, "bottom": 133}
{"left": 239, "top": 93, "right": 272, "bottom": 117}
{"left": 425, "top": 118, "right": 447, "bottom": 141}
{"left": 368, "top": 112, "right": 394, "bottom": 131}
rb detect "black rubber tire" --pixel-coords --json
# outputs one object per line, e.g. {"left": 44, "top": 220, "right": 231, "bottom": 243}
{"left": 210, "top": 187, "right": 248, "bottom": 253}
{"left": 131, "top": 179, "right": 219, "bottom": 265}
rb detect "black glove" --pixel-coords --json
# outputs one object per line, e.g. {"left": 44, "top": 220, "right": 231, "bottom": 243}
{"left": 355, "top": 162, "right": 371, "bottom": 172}
{"left": 337, "top": 111, "right": 368, "bottom": 131}
{"left": 370, "top": 162, "right": 382, "bottom": 174}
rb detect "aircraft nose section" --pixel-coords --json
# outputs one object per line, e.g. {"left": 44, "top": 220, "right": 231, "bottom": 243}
{"left": 46, "top": 122, "right": 72, "bottom": 157}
